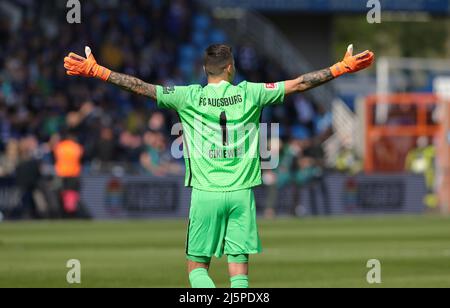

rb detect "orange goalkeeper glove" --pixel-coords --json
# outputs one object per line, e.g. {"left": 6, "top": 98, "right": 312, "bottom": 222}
{"left": 330, "top": 44, "right": 375, "bottom": 78}
{"left": 64, "top": 46, "right": 111, "bottom": 81}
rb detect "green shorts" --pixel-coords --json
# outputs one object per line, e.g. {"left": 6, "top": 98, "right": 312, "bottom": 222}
{"left": 186, "top": 188, "right": 262, "bottom": 261}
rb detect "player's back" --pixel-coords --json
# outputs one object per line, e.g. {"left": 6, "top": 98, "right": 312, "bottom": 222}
{"left": 156, "top": 80, "right": 285, "bottom": 192}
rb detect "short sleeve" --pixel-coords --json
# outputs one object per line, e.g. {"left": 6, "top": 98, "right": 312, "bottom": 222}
{"left": 156, "top": 85, "right": 191, "bottom": 111}
{"left": 246, "top": 82, "right": 285, "bottom": 107}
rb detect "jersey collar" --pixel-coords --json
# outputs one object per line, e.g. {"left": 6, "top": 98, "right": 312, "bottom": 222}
{"left": 207, "top": 80, "right": 230, "bottom": 87}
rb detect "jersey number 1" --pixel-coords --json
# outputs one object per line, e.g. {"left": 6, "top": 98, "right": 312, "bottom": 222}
{"left": 220, "top": 111, "right": 228, "bottom": 146}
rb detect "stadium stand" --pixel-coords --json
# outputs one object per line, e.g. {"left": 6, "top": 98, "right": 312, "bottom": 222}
{"left": 0, "top": 0, "right": 333, "bottom": 219}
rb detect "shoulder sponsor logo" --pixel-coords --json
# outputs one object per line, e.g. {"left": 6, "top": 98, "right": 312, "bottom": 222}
{"left": 163, "top": 86, "right": 175, "bottom": 95}
{"left": 265, "top": 83, "right": 278, "bottom": 90}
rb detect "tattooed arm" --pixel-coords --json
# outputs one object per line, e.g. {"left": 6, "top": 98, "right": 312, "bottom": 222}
{"left": 284, "top": 68, "right": 334, "bottom": 96}
{"left": 107, "top": 72, "right": 157, "bottom": 100}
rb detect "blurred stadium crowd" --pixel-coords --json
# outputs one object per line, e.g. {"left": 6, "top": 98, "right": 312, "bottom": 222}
{"left": 0, "top": 0, "right": 334, "bottom": 218}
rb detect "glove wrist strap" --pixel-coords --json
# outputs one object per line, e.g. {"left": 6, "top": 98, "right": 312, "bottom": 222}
{"left": 330, "top": 62, "right": 347, "bottom": 78}
{"left": 93, "top": 65, "right": 112, "bottom": 81}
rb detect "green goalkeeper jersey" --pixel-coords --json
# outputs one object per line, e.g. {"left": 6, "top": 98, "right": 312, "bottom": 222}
{"left": 156, "top": 80, "right": 285, "bottom": 192}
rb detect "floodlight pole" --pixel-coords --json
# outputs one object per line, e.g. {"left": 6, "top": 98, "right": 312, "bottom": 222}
{"left": 376, "top": 57, "right": 390, "bottom": 124}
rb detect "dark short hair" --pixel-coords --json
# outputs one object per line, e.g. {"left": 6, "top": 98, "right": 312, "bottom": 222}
{"left": 204, "top": 44, "right": 233, "bottom": 76}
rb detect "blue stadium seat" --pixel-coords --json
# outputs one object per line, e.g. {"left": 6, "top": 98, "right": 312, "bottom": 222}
{"left": 208, "top": 29, "right": 227, "bottom": 44}
{"left": 193, "top": 14, "right": 211, "bottom": 32}
{"left": 179, "top": 44, "right": 196, "bottom": 62}
{"left": 193, "top": 31, "right": 207, "bottom": 47}
{"left": 292, "top": 125, "right": 311, "bottom": 141}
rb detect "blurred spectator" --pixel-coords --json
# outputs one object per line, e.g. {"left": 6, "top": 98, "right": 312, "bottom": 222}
{"left": 54, "top": 133, "right": 88, "bottom": 218}
{"left": 147, "top": 111, "right": 168, "bottom": 134}
{"left": 294, "top": 150, "right": 330, "bottom": 216}
{"left": 314, "top": 105, "right": 333, "bottom": 141}
{"left": 0, "top": 139, "right": 19, "bottom": 177}
{"left": 263, "top": 140, "right": 301, "bottom": 218}
{"left": 13, "top": 136, "right": 41, "bottom": 219}
{"left": 405, "top": 136, "right": 437, "bottom": 208}
{"left": 294, "top": 96, "right": 315, "bottom": 136}
{"left": 54, "top": 133, "right": 83, "bottom": 180}
{"left": 140, "top": 130, "right": 182, "bottom": 176}
{"left": 0, "top": 105, "right": 10, "bottom": 151}
{"left": 93, "top": 127, "right": 117, "bottom": 163}
{"left": 335, "top": 135, "right": 362, "bottom": 175}
{"left": 335, "top": 147, "right": 363, "bottom": 175}
{"left": 118, "top": 131, "right": 144, "bottom": 164}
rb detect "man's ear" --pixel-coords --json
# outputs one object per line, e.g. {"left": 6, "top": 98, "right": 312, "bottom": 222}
{"left": 226, "top": 64, "right": 233, "bottom": 74}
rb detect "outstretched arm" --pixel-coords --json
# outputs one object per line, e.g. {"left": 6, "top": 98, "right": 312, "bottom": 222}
{"left": 107, "top": 72, "right": 157, "bottom": 100}
{"left": 284, "top": 44, "right": 375, "bottom": 96}
{"left": 285, "top": 68, "right": 334, "bottom": 95}
{"left": 64, "top": 46, "right": 157, "bottom": 100}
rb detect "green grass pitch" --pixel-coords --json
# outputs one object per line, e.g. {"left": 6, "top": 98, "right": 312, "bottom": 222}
{"left": 0, "top": 215, "right": 449, "bottom": 288}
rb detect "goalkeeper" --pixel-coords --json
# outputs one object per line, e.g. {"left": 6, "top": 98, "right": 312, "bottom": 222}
{"left": 64, "top": 44, "right": 374, "bottom": 288}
